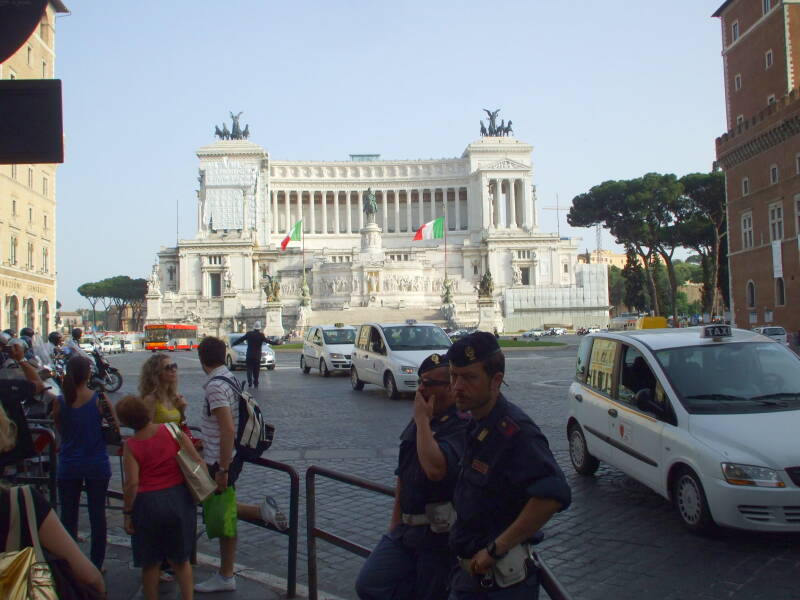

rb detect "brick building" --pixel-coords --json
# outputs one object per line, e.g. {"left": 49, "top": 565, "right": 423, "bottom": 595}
{"left": 714, "top": 0, "right": 800, "bottom": 332}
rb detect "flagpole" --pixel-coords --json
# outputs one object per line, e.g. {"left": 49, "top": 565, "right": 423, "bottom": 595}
{"left": 444, "top": 193, "right": 448, "bottom": 287}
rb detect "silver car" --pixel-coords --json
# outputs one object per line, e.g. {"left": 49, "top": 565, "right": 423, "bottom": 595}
{"left": 224, "top": 333, "right": 276, "bottom": 371}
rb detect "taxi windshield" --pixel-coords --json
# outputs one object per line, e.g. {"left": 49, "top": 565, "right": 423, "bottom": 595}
{"left": 323, "top": 329, "right": 355, "bottom": 345}
{"left": 381, "top": 326, "right": 451, "bottom": 351}
{"left": 655, "top": 342, "right": 800, "bottom": 414}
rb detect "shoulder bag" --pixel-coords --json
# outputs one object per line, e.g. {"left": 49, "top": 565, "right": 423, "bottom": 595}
{"left": 164, "top": 423, "right": 216, "bottom": 504}
{"left": 0, "top": 486, "right": 58, "bottom": 600}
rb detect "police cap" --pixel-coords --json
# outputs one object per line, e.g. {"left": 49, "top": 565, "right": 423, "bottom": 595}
{"left": 418, "top": 352, "right": 450, "bottom": 376}
{"left": 446, "top": 331, "right": 501, "bottom": 367}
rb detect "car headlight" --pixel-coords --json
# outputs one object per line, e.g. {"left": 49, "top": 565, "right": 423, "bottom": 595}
{"left": 329, "top": 353, "right": 344, "bottom": 359}
{"left": 400, "top": 366, "right": 416, "bottom": 374}
{"left": 721, "top": 463, "right": 786, "bottom": 488}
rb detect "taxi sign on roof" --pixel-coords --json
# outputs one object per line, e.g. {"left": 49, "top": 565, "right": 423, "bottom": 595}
{"left": 700, "top": 324, "right": 732, "bottom": 340}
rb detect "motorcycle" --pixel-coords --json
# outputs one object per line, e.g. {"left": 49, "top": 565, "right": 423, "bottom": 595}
{"left": 88, "top": 348, "right": 123, "bottom": 393}
{"left": 576, "top": 327, "right": 588, "bottom": 336}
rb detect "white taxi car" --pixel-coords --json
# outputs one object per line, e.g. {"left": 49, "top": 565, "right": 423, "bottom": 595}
{"left": 301, "top": 324, "right": 356, "bottom": 376}
{"left": 350, "top": 320, "right": 452, "bottom": 399}
{"left": 567, "top": 325, "right": 800, "bottom": 533}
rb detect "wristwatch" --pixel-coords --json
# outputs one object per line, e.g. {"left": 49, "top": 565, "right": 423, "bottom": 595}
{"left": 486, "top": 540, "right": 507, "bottom": 559}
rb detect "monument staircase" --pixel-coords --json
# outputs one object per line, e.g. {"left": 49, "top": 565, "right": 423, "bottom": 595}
{"left": 305, "top": 307, "right": 447, "bottom": 327}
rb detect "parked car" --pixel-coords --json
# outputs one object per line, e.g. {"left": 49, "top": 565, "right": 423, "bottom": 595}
{"left": 587, "top": 326, "right": 601, "bottom": 333}
{"left": 301, "top": 324, "right": 357, "bottom": 376}
{"left": 448, "top": 328, "right": 475, "bottom": 341}
{"left": 224, "top": 333, "right": 276, "bottom": 371}
{"left": 753, "top": 326, "right": 788, "bottom": 345}
{"left": 350, "top": 320, "right": 452, "bottom": 399}
{"left": 567, "top": 325, "right": 800, "bottom": 533}
{"left": 100, "top": 337, "right": 122, "bottom": 354}
{"left": 522, "top": 328, "right": 544, "bottom": 338}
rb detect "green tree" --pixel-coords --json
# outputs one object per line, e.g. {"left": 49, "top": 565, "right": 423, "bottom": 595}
{"left": 622, "top": 249, "right": 650, "bottom": 313}
{"left": 608, "top": 265, "right": 626, "bottom": 310}
{"left": 77, "top": 282, "right": 101, "bottom": 331}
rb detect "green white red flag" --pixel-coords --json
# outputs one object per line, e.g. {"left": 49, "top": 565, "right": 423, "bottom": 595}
{"left": 281, "top": 220, "right": 302, "bottom": 250}
{"left": 412, "top": 217, "right": 444, "bottom": 241}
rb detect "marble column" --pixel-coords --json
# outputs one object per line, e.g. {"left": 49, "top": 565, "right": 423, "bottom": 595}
{"left": 271, "top": 190, "right": 277, "bottom": 234}
{"left": 418, "top": 189, "right": 425, "bottom": 226}
{"left": 297, "top": 190, "right": 303, "bottom": 231}
{"left": 406, "top": 190, "right": 412, "bottom": 233}
{"left": 394, "top": 190, "right": 400, "bottom": 233}
{"left": 382, "top": 190, "right": 388, "bottom": 230}
{"left": 309, "top": 190, "right": 316, "bottom": 234}
{"left": 334, "top": 190, "right": 340, "bottom": 235}
{"left": 322, "top": 190, "right": 328, "bottom": 234}
{"left": 285, "top": 191, "right": 292, "bottom": 233}
{"left": 509, "top": 179, "right": 517, "bottom": 228}
{"left": 346, "top": 190, "right": 352, "bottom": 234}
{"left": 357, "top": 190, "right": 364, "bottom": 231}
{"left": 455, "top": 187, "right": 461, "bottom": 231}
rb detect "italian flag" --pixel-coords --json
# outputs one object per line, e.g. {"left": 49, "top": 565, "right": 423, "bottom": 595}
{"left": 281, "top": 220, "right": 302, "bottom": 250}
{"left": 412, "top": 217, "right": 444, "bottom": 241}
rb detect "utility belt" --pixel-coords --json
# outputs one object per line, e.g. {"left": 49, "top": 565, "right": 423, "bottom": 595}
{"left": 459, "top": 543, "right": 534, "bottom": 589}
{"left": 400, "top": 501, "right": 455, "bottom": 533}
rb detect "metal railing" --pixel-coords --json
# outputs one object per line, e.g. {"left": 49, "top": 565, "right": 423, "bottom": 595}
{"left": 305, "top": 464, "right": 573, "bottom": 600}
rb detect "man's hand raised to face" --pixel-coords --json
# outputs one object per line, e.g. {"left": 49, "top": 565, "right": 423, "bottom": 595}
{"left": 414, "top": 390, "right": 435, "bottom": 423}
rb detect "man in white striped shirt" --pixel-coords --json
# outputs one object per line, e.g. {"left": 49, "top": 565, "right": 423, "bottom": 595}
{"left": 195, "top": 336, "right": 287, "bottom": 594}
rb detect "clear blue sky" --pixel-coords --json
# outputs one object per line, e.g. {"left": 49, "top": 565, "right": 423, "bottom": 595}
{"left": 54, "top": 1, "right": 726, "bottom": 310}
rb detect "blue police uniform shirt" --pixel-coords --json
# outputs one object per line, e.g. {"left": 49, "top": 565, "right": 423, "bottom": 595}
{"left": 449, "top": 394, "right": 571, "bottom": 559}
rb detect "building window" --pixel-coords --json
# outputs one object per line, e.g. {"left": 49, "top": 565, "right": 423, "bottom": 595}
{"left": 768, "top": 94, "right": 776, "bottom": 105}
{"left": 521, "top": 267, "right": 530, "bottom": 286}
{"left": 27, "top": 168, "right": 33, "bottom": 188}
{"left": 775, "top": 277, "right": 785, "bottom": 306}
{"left": 770, "top": 164, "right": 779, "bottom": 184}
{"left": 769, "top": 202, "right": 784, "bottom": 241}
{"left": 10, "top": 165, "right": 17, "bottom": 179}
{"left": 796, "top": 154, "right": 800, "bottom": 175}
{"left": 26, "top": 46, "right": 31, "bottom": 66}
{"left": 734, "top": 74, "right": 742, "bottom": 91}
{"left": 563, "top": 263, "right": 569, "bottom": 274}
{"left": 732, "top": 21, "right": 740, "bottom": 42}
{"left": 11, "top": 199, "right": 17, "bottom": 216}
{"left": 42, "top": 176, "right": 48, "bottom": 198}
{"left": 766, "top": 49, "right": 774, "bottom": 68}
{"left": 41, "top": 60, "right": 47, "bottom": 78}
{"left": 736, "top": 114, "right": 744, "bottom": 126}
{"left": 746, "top": 281, "right": 756, "bottom": 308}
{"left": 41, "top": 247, "right": 48, "bottom": 273}
{"left": 10, "top": 237, "right": 17, "bottom": 265}
{"left": 209, "top": 273, "right": 222, "bottom": 297}
{"left": 43, "top": 214, "right": 48, "bottom": 230}
{"left": 763, "top": 0, "right": 771, "bottom": 15}
{"left": 28, "top": 207, "right": 32, "bottom": 223}
{"left": 742, "top": 177, "right": 750, "bottom": 196}
{"left": 26, "top": 243, "right": 33, "bottom": 269}
{"left": 741, "top": 212, "right": 754, "bottom": 248}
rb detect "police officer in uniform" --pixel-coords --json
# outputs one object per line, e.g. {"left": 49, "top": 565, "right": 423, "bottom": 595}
{"left": 356, "top": 353, "right": 469, "bottom": 600}
{"left": 232, "top": 321, "right": 268, "bottom": 388}
{"left": 446, "top": 332, "right": 571, "bottom": 599}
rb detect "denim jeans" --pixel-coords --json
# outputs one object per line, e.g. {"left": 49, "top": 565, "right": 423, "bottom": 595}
{"left": 58, "top": 477, "right": 110, "bottom": 569}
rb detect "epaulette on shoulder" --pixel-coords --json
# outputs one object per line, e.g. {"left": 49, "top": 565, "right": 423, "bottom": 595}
{"left": 497, "top": 416, "right": 520, "bottom": 438}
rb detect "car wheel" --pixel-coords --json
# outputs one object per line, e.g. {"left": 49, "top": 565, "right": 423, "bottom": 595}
{"left": 320, "top": 358, "right": 330, "bottom": 377}
{"left": 225, "top": 355, "right": 233, "bottom": 370}
{"left": 300, "top": 355, "right": 311, "bottom": 374}
{"left": 568, "top": 423, "right": 599, "bottom": 476}
{"left": 350, "top": 367, "right": 364, "bottom": 391}
{"left": 672, "top": 467, "right": 715, "bottom": 533}
{"left": 384, "top": 372, "right": 400, "bottom": 400}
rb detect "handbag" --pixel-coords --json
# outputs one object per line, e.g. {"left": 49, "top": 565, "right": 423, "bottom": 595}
{"left": 165, "top": 423, "right": 216, "bottom": 504}
{"left": 202, "top": 486, "right": 237, "bottom": 539}
{"left": 0, "top": 486, "right": 58, "bottom": 600}
{"left": 98, "top": 394, "right": 121, "bottom": 446}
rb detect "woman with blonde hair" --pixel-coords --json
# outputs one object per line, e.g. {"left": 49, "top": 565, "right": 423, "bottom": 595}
{"left": 0, "top": 404, "right": 106, "bottom": 597}
{"left": 138, "top": 353, "right": 187, "bottom": 426}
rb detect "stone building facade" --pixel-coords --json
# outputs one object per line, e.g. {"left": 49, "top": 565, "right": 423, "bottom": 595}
{"left": 0, "top": 1, "right": 68, "bottom": 336}
{"left": 147, "top": 128, "right": 608, "bottom": 334}
{"left": 714, "top": 0, "right": 800, "bottom": 331}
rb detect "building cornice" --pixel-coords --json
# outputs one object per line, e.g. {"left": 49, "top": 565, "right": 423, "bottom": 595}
{"left": 716, "top": 113, "right": 800, "bottom": 169}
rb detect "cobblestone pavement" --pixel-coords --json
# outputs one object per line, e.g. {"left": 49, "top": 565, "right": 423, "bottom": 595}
{"left": 102, "top": 338, "right": 800, "bottom": 599}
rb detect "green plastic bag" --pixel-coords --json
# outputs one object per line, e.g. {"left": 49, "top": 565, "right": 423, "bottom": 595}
{"left": 203, "top": 486, "right": 237, "bottom": 539}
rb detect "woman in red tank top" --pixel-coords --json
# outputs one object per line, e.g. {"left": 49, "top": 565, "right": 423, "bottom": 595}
{"left": 117, "top": 395, "right": 207, "bottom": 600}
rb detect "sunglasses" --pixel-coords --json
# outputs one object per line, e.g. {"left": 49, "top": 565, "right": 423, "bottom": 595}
{"left": 163, "top": 363, "right": 178, "bottom": 372}
{"left": 417, "top": 378, "right": 449, "bottom": 387}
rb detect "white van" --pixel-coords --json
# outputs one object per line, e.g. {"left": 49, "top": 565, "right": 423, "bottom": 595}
{"left": 350, "top": 320, "right": 451, "bottom": 399}
{"left": 567, "top": 325, "right": 800, "bottom": 533}
{"left": 301, "top": 324, "right": 356, "bottom": 376}
{"left": 753, "top": 326, "right": 789, "bottom": 345}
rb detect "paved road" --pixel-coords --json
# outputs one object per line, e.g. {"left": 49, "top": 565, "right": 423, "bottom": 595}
{"left": 102, "top": 338, "right": 800, "bottom": 599}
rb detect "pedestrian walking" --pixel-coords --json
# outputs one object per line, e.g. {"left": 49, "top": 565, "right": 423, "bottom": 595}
{"left": 445, "top": 332, "right": 571, "bottom": 599}
{"left": 232, "top": 322, "right": 269, "bottom": 388}
{"left": 52, "top": 354, "right": 116, "bottom": 570}
{"left": 118, "top": 394, "right": 201, "bottom": 600}
{"left": 194, "top": 336, "right": 287, "bottom": 594}
{"left": 356, "top": 352, "right": 469, "bottom": 600}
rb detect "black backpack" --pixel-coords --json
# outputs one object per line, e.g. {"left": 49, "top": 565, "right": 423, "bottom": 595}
{"left": 207, "top": 376, "right": 274, "bottom": 460}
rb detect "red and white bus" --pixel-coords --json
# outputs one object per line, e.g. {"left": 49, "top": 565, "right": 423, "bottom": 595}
{"left": 144, "top": 323, "right": 198, "bottom": 352}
